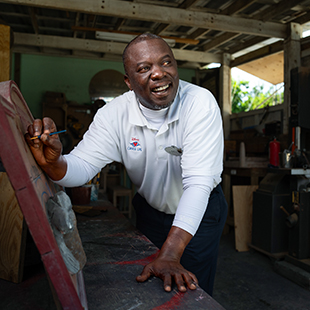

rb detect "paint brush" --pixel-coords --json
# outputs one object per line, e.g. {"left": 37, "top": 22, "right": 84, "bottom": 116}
{"left": 30, "top": 129, "right": 67, "bottom": 140}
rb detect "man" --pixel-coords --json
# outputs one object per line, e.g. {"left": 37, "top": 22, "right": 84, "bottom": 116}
{"left": 26, "top": 33, "right": 228, "bottom": 296}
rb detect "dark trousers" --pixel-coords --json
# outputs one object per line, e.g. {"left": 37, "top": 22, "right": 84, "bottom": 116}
{"left": 133, "top": 184, "right": 228, "bottom": 296}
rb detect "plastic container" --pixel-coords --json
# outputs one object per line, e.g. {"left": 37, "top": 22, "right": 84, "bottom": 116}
{"left": 239, "top": 142, "right": 246, "bottom": 167}
{"left": 90, "top": 184, "right": 99, "bottom": 201}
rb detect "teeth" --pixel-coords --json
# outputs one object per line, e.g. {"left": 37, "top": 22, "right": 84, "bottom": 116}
{"left": 153, "top": 84, "right": 169, "bottom": 92}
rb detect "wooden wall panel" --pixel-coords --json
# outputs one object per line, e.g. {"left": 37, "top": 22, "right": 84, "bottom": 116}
{"left": 237, "top": 51, "right": 284, "bottom": 85}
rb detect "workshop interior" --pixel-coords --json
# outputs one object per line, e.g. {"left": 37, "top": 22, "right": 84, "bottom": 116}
{"left": 1, "top": 1, "right": 310, "bottom": 309}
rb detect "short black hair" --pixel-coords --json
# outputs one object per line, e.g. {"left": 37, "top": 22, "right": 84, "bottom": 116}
{"left": 122, "top": 33, "right": 168, "bottom": 74}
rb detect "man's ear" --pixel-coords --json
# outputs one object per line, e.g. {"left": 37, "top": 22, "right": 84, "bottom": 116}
{"left": 124, "top": 75, "right": 132, "bottom": 90}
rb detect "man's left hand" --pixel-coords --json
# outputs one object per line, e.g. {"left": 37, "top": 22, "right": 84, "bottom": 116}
{"left": 136, "top": 226, "right": 198, "bottom": 292}
{"left": 136, "top": 254, "right": 198, "bottom": 292}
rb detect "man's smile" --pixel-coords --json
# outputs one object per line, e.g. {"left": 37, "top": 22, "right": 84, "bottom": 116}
{"left": 152, "top": 84, "right": 170, "bottom": 92}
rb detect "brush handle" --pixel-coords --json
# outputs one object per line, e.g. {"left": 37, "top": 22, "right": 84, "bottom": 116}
{"left": 31, "top": 129, "right": 67, "bottom": 140}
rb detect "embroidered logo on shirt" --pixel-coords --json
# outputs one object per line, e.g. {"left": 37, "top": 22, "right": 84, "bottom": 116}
{"left": 130, "top": 141, "right": 140, "bottom": 147}
{"left": 165, "top": 145, "right": 183, "bottom": 156}
{"left": 127, "top": 137, "right": 142, "bottom": 152}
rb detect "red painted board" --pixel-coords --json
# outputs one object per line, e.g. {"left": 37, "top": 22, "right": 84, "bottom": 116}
{"left": 0, "top": 80, "right": 86, "bottom": 310}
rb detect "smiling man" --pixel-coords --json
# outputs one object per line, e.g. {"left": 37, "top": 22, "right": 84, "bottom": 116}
{"left": 26, "top": 33, "right": 228, "bottom": 296}
{"left": 123, "top": 35, "right": 179, "bottom": 110}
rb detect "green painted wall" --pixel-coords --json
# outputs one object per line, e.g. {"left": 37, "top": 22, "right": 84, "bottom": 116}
{"left": 17, "top": 54, "right": 195, "bottom": 118}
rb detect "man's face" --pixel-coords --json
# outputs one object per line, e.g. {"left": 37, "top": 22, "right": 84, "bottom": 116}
{"left": 124, "top": 39, "right": 179, "bottom": 110}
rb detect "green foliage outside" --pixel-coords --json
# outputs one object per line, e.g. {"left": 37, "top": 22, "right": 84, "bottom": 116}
{"left": 231, "top": 79, "right": 283, "bottom": 113}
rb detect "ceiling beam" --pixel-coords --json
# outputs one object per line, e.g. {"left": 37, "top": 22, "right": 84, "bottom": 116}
{"left": 202, "top": 32, "right": 240, "bottom": 52}
{"left": 180, "top": 0, "right": 255, "bottom": 51}
{"left": 178, "top": 0, "right": 201, "bottom": 10}
{"left": 115, "top": 18, "right": 126, "bottom": 31}
{"left": 12, "top": 45, "right": 124, "bottom": 62}
{"left": 231, "top": 40, "right": 284, "bottom": 67}
{"left": 73, "top": 12, "right": 80, "bottom": 38}
{"left": 153, "top": 0, "right": 200, "bottom": 35}
{"left": 252, "top": 0, "right": 305, "bottom": 22}
{"left": 172, "top": 48, "right": 221, "bottom": 64}
{"left": 28, "top": 7, "right": 39, "bottom": 34}
{"left": 220, "top": 0, "right": 256, "bottom": 16}
{"left": 180, "top": 28, "right": 212, "bottom": 50}
{"left": 227, "top": 36, "right": 268, "bottom": 55}
{"left": 2, "top": 0, "right": 287, "bottom": 38}
{"left": 293, "top": 10, "right": 310, "bottom": 25}
{"left": 13, "top": 33, "right": 221, "bottom": 64}
{"left": 71, "top": 27, "right": 200, "bottom": 45}
{"left": 153, "top": 23, "right": 170, "bottom": 36}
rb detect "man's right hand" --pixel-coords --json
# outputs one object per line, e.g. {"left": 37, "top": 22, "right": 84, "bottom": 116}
{"left": 25, "top": 117, "right": 67, "bottom": 181}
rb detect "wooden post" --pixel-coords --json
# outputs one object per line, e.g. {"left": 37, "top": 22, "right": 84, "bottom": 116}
{"left": 220, "top": 53, "right": 232, "bottom": 234}
{"left": 219, "top": 52, "right": 231, "bottom": 139}
{"left": 283, "top": 23, "right": 301, "bottom": 135}
{"left": 0, "top": 24, "right": 10, "bottom": 82}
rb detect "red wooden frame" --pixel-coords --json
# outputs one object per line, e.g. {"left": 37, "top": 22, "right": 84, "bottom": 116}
{"left": 0, "top": 80, "right": 86, "bottom": 310}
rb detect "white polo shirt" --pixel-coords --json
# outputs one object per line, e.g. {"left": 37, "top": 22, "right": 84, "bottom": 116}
{"left": 71, "top": 80, "right": 224, "bottom": 217}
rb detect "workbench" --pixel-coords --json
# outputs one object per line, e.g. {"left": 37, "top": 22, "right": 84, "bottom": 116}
{"left": 0, "top": 199, "right": 225, "bottom": 310}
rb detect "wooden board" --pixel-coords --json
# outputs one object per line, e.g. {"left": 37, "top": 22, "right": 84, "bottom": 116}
{"left": 0, "top": 24, "right": 10, "bottom": 82}
{"left": 232, "top": 185, "right": 258, "bottom": 252}
{"left": 0, "top": 80, "right": 86, "bottom": 309}
{"left": 237, "top": 51, "right": 283, "bottom": 85}
{"left": 0, "top": 172, "right": 26, "bottom": 283}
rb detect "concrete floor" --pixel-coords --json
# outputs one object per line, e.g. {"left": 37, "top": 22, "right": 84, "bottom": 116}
{"left": 213, "top": 230, "right": 310, "bottom": 310}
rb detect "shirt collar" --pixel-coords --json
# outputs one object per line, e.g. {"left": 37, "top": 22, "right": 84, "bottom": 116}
{"left": 166, "top": 81, "right": 181, "bottom": 125}
{"left": 128, "top": 91, "right": 148, "bottom": 127}
{"left": 128, "top": 81, "right": 182, "bottom": 127}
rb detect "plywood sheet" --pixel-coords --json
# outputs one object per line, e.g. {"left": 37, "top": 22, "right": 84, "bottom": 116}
{"left": 0, "top": 25, "right": 10, "bottom": 82}
{"left": 233, "top": 185, "right": 258, "bottom": 252}
{"left": 237, "top": 51, "right": 283, "bottom": 85}
{"left": 0, "top": 172, "right": 25, "bottom": 283}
